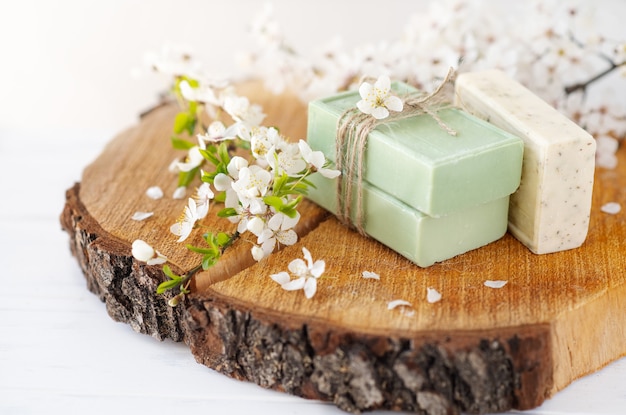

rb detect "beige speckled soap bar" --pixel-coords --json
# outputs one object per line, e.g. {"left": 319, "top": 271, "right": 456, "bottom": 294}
{"left": 455, "top": 70, "right": 596, "bottom": 254}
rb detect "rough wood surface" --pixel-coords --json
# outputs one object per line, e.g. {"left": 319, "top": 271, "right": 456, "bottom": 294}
{"left": 61, "top": 81, "right": 626, "bottom": 414}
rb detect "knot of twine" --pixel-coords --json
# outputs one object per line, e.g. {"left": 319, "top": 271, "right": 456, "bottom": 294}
{"left": 335, "top": 68, "right": 457, "bottom": 235}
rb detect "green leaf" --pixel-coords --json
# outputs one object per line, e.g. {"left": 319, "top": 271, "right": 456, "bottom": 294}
{"left": 173, "top": 110, "right": 197, "bottom": 136}
{"left": 188, "top": 100, "right": 198, "bottom": 114}
{"left": 171, "top": 136, "right": 196, "bottom": 150}
{"left": 199, "top": 148, "right": 220, "bottom": 165}
{"left": 201, "top": 171, "right": 216, "bottom": 184}
{"left": 217, "top": 142, "right": 231, "bottom": 164}
{"left": 272, "top": 173, "right": 288, "bottom": 196}
{"left": 214, "top": 192, "right": 226, "bottom": 203}
{"left": 281, "top": 206, "right": 298, "bottom": 218}
{"left": 177, "top": 166, "right": 200, "bottom": 187}
{"left": 185, "top": 245, "right": 215, "bottom": 255}
{"left": 174, "top": 112, "right": 191, "bottom": 134}
{"left": 217, "top": 207, "right": 238, "bottom": 218}
{"left": 157, "top": 278, "right": 181, "bottom": 294}
{"left": 202, "top": 255, "right": 219, "bottom": 270}
{"left": 263, "top": 195, "right": 285, "bottom": 211}
{"left": 263, "top": 195, "right": 301, "bottom": 218}
{"left": 216, "top": 232, "right": 231, "bottom": 247}
{"left": 284, "top": 195, "right": 302, "bottom": 211}
{"left": 176, "top": 75, "right": 199, "bottom": 90}
{"left": 237, "top": 140, "right": 251, "bottom": 151}
{"left": 204, "top": 232, "right": 220, "bottom": 252}
{"left": 162, "top": 265, "right": 181, "bottom": 280}
{"left": 185, "top": 77, "right": 199, "bottom": 88}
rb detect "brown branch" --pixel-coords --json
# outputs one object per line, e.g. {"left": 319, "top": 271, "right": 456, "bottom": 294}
{"left": 564, "top": 61, "right": 625, "bottom": 95}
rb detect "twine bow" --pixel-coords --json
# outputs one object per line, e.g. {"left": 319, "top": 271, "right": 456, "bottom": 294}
{"left": 335, "top": 68, "right": 457, "bottom": 234}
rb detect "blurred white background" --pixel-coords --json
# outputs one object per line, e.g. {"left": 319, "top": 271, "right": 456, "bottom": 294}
{"left": 1, "top": 0, "right": 623, "bottom": 134}
{"left": 0, "top": 0, "right": 424, "bottom": 133}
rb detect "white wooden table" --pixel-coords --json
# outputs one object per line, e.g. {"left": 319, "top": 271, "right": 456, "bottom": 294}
{"left": 0, "top": 126, "right": 624, "bottom": 414}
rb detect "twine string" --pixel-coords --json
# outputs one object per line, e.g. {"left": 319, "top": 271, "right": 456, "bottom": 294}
{"left": 335, "top": 68, "right": 457, "bottom": 234}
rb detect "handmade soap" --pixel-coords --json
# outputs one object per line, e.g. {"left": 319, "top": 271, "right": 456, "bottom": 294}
{"left": 455, "top": 70, "right": 596, "bottom": 254}
{"left": 307, "top": 82, "right": 524, "bottom": 217}
{"left": 307, "top": 172, "right": 510, "bottom": 267}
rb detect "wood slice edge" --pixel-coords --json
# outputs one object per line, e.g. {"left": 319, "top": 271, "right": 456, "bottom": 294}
{"left": 62, "top": 181, "right": 557, "bottom": 414}
{"left": 186, "top": 289, "right": 554, "bottom": 414}
{"left": 61, "top": 183, "right": 189, "bottom": 342}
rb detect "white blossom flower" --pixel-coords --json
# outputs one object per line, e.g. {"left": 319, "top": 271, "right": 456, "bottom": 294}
{"left": 254, "top": 211, "right": 300, "bottom": 260}
{"left": 170, "top": 198, "right": 199, "bottom": 242}
{"left": 227, "top": 205, "right": 257, "bottom": 234}
{"left": 168, "top": 158, "right": 181, "bottom": 173}
{"left": 179, "top": 79, "right": 220, "bottom": 106}
{"left": 194, "top": 182, "right": 214, "bottom": 219}
{"left": 270, "top": 247, "right": 325, "bottom": 299}
{"left": 356, "top": 75, "right": 403, "bottom": 119}
{"left": 214, "top": 156, "right": 249, "bottom": 207}
{"left": 246, "top": 216, "right": 266, "bottom": 237}
{"left": 176, "top": 144, "right": 205, "bottom": 172}
{"left": 298, "top": 140, "right": 341, "bottom": 178}
{"left": 251, "top": 126, "right": 283, "bottom": 161}
{"left": 144, "top": 43, "right": 199, "bottom": 76}
{"left": 266, "top": 142, "right": 307, "bottom": 176}
{"left": 231, "top": 165, "right": 272, "bottom": 214}
{"left": 222, "top": 93, "right": 266, "bottom": 128}
{"left": 197, "top": 121, "right": 238, "bottom": 144}
{"left": 131, "top": 239, "right": 167, "bottom": 265}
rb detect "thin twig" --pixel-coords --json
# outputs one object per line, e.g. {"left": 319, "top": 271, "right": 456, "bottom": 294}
{"left": 564, "top": 61, "right": 625, "bottom": 95}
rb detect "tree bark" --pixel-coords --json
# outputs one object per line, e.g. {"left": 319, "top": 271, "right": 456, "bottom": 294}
{"left": 185, "top": 292, "right": 553, "bottom": 414}
{"left": 61, "top": 183, "right": 189, "bottom": 342}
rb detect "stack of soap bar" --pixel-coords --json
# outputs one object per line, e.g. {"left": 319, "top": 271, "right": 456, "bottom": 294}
{"left": 308, "top": 83, "right": 524, "bottom": 217}
{"left": 307, "top": 173, "right": 511, "bottom": 267}
{"left": 455, "top": 70, "right": 596, "bottom": 254}
{"left": 306, "top": 82, "right": 524, "bottom": 267}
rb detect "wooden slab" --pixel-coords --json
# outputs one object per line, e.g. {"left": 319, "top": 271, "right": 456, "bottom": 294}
{"left": 61, "top": 82, "right": 626, "bottom": 414}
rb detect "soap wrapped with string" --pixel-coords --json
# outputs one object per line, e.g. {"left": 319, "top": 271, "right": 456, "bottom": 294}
{"left": 305, "top": 70, "right": 524, "bottom": 267}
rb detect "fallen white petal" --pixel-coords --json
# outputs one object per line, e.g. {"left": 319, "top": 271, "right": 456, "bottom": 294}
{"left": 146, "top": 186, "right": 163, "bottom": 199}
{"left": 484, "top": 280, "right": 508, "bottom": 289}
{"left": 426, "top": 287, "right": 442, "bottom": 303}
{"left": 131, "top": 211, "right": 154, "bottom": 221}
{"left": 282, "top": 277, "right": 306, "bottom": 291}
{"left": 601, "top": 202, "right": 621, "bottom": 215}
{"left": 172, "top": 186, "right": 186, "bottom": 199}
{"left": 362, "top": 271, "right": 380, "bottom": 280}
{"left": 387, "top": 299, "right": 412, "bottom": 310}
{"left": 270, "top": 271, "right": 291, "bottom": 286}
{"left": 303, "top": 277, "right": 317, "bottom": 299}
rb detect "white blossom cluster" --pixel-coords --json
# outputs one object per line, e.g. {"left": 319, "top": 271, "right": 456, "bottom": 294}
{"left": 241, "top": 1, "right": 625, "bottom": 168}
{"left": 139, "top": 55, "right": 341, "bottom": 263}
{"left": 168, "top": 84, "right": 339, "bottom": 262}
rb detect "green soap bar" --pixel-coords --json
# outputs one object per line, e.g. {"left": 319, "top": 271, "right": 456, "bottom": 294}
{"left": 307, "top": 82, "right": 524, "bottom": 217}
{"left": 307, "top": 173, "right": 509, "bottom": 267}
